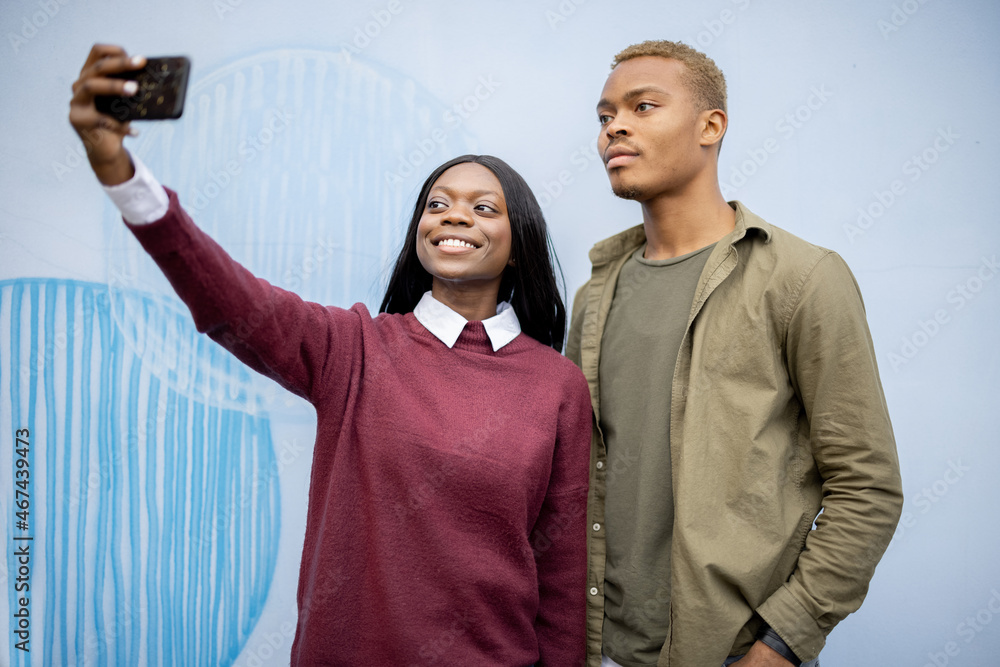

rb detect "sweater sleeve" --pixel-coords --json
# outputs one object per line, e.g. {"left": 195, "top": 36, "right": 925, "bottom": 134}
{"left": 124, "top": 187, "right": 356, "bottom": 404}
{"left": 757, "top": 252, "right": 903, "bottom": 661}
{"left": 531, "top": 370, "right": 592, "bottom": 666}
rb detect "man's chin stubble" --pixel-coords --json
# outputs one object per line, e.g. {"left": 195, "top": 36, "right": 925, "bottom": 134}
{"left": 612, "top": 183, "right": 644, "bottom": 200}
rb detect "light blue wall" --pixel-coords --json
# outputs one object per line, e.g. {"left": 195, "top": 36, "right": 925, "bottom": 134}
{"left": 1, "top": 0, "right": 998, "bottom": 664}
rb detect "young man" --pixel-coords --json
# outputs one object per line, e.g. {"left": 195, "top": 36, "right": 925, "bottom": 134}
{"left": 567, "top": 41, "right": 903, "bottom": 667}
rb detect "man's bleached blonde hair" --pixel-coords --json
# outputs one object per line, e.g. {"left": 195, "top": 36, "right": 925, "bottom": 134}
{"left": 612, "top": 40, "right": 728, "bottom": 114}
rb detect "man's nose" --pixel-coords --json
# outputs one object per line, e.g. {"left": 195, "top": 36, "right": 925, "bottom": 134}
{"left": 605, "top": 116, "right": 630, "bottom": 137}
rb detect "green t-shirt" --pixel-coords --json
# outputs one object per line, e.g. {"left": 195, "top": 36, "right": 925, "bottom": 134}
{"left": 599, "top": 241, "right": 715, "bottom": 666}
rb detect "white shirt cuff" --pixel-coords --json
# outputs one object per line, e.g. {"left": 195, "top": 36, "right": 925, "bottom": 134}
{"left": 102, "top": 151, "right": 169, "bottom": 224}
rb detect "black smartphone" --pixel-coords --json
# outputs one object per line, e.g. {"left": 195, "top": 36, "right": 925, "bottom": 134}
{"left": 95, "top": 56, "right": 191, "bottom": 121}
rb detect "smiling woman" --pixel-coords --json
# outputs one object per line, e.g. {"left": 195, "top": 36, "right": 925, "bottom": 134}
{"left": 416, "top": 163, "right": 515, "bottom": 319}
{"left": 69, "top": 43, "right": 591, "bottom": 667}
{"left": 384, "top": 154, "right": 567, "bottom": 349}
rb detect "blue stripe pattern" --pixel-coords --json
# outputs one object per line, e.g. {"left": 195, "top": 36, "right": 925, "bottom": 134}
{"left": 2, "top": 278, "right": 280, "bottom": 666}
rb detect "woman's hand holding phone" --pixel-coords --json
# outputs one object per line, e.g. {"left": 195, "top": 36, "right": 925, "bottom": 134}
{"left": 69, "top": 44, "right": 147, "bottom": 186}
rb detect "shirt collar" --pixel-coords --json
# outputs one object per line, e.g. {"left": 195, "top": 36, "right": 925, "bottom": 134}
{"left": 413, "top": 291, "right": 521, "bottom": 352}
{"left": 586, "top": 200, "right": 773, "bottom": 266}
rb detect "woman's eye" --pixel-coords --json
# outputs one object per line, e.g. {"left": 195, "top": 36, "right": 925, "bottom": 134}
{"left": 475, "top": 204, "right": 497, "bottom": 213}
{"left": 428, "top": 201, "right": 445, "bottom": 209}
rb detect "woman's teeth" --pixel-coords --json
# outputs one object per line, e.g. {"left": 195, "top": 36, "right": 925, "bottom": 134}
{"left": 438, "top": 239, "right": 476, "bottom": 249}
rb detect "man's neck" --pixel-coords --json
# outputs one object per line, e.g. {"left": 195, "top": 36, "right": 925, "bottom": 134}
{"left": 639, "top": 179, "right": 736, "bottom": 260}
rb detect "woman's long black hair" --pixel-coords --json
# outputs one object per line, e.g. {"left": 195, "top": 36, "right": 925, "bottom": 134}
{"left": 379, "top": 154, "right": 567, "bottom": 351}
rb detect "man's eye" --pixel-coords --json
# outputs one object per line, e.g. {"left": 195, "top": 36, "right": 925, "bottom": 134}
{"left": 598, "top": 114, "right": 612, "bottom": 124}
{"left": 637, "top": 103, "right": 653, "bottom": 112}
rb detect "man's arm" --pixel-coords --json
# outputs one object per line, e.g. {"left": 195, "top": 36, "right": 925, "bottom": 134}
{"left": 756, "top": 251, "right": 903, "bottom": 661}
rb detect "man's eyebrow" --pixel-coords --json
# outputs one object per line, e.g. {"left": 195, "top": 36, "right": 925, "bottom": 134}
{"left": 596, "top": 86, "right": 671, "bottom": 111}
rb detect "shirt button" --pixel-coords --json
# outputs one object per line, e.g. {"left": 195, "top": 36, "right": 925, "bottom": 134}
{"left": 593, "top": 523, "right": 601, "bottom": 531}
{"left": 590, "top": 587, "right": 599, "bottom": 596}
{"left": 596, "top": 461, "right": 604, "bottom": 469}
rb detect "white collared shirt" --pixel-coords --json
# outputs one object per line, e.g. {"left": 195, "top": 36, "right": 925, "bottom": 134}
{"left": 103, "top": 153, "right": 523, "bottom": 352}
{"left": 413, "top": 291, "right": 521, "bottom": 352}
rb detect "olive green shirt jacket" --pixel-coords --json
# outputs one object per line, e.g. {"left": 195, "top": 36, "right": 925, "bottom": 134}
{"left": 567, "top": 202, "right": 903, "bottom": 666}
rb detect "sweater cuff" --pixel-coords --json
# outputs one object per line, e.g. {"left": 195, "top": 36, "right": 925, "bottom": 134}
{"left": 123, "top": 187, "right": 205, "bottom": 263}
{"left": 103, "top": 150, "right": 170, "bottom": 224}
{"left": 756, "top": 584, "right": 825, "bottom": 662}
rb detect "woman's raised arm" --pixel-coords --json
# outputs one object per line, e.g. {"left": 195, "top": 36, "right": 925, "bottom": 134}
{"left": 70, "top": 44, "right": 357, "bottom": 404}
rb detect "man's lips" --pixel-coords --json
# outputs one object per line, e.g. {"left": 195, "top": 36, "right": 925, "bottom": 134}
{"left": 607, "top": 154, "right": 638, "bottom": 169}
{"left": 604, "top": 144, "right": 639, "bottom": 169}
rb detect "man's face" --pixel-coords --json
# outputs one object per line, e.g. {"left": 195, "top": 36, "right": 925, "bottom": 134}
{"left": 596, "top": 56, "right": 708, "bottom": 201}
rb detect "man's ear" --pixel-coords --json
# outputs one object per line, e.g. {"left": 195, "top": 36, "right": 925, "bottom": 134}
{"left": 700, "top": 108, "right": 727, "bottom": 149}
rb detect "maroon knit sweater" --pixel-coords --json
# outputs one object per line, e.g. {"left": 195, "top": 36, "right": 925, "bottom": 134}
{"left": 126, "top": 189, "right": 592, "bottom": 666}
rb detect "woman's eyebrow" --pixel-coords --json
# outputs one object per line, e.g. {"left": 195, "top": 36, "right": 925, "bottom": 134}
{"left": 431, "top": 186, "right": 502, "bottom": 199}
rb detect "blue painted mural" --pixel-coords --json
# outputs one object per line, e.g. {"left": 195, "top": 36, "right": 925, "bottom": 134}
{"left": 2, "top": 278, "right": 280, "bottom": 666}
